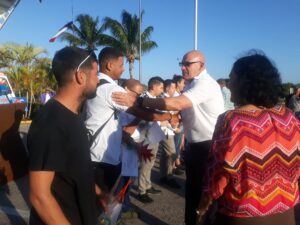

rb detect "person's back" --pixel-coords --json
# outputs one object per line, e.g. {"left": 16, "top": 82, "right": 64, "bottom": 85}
{"left": 206, "top": 106, "right": 300, "bottom": 217}
{"left": 198, "top": 52, "right": 300, "bottom": 225}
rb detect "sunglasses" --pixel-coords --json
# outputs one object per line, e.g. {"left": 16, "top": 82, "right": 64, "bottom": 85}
{"left": 76, "top": 51, "right": 96, "bottom": 72}
{"left": 179, "top": 61, "right": 203, "bottom": 67}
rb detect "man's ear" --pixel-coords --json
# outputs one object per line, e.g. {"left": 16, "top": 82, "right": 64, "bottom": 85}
{"left": 75, "top": 70, "right": 86, "bottom": 85}
{"left": 106, "top": 61, "right": 113, "bottom": 72}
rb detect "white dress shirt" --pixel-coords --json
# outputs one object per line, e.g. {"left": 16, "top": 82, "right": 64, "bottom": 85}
{"left": 221, "top": 86, "right": 235, "bottom": 111}
{"left": 161, "top": 93, "right": 175, "bottom": 137}
{"left": 85, "top": 73, "right": 128, "bottom": 165}
{"left": 182, "top": 69, "right": 225, "bottom": 143}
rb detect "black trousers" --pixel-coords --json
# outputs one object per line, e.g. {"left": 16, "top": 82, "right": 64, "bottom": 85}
{"left": 184, "top": 141, "right": 212, "bottom": 225}
{"left": 214, "top": 207, "right": 295, "bottom": 225}
{"left": 92, "top": 161, "right": 121, "bottom": 193}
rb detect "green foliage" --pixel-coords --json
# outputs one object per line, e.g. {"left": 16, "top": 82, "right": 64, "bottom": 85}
{"left": 0, "top": 42, "right": 56, "bottom": 105}
{"left": 57, "top": 11, "right": 157, "bottom": 79}
{"left": 102, "top": 10, "right": 157, "bottom": 78}
{"left": 59, "top": 14, "right": 106, "bottom": 50}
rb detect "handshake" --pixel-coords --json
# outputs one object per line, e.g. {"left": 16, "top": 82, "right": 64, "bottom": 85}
{"left": 112, "top": 91, "right": 181, "bottom": 127}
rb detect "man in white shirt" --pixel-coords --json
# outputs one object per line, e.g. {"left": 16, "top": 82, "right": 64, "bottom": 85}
{"left": 84, "top": 48, "right": 176, "bottom": 201}
{"left": 137, "top": 76, "right": 164, "bottom": 203}
{"left": 159, "top": 79, "right": 181, "bottom": 189}
{"left": 172, "top": 75, "right": 186, "bottom": 171}
{"left": 111, "top": 50, "right": 225, "bottom": 225}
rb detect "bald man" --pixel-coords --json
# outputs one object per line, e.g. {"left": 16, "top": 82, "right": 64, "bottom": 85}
{"left": 112, "top": 50, "right": 225, "bottom": 225}
{"left": 123, "top": 79, "right": 144, "bottom": 96}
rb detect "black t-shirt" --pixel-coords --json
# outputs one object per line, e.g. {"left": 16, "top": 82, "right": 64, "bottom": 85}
{"left": 28, "top": 99, "right": 97, "bottom": 225}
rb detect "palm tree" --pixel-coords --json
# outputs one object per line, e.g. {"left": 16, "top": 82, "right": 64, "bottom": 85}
{"left": 59, "top": 14, "right": 105, "bottom": 51}
{"left": 102, "top": 10, "right": 157, "bottom": 79}
{"left": 0, "top": 43, "right": 54, "bottom": 118}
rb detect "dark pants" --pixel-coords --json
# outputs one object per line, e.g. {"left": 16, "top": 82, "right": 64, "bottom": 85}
{"left": 92, "top": 161, "right": 121, "bottom": 193}
{"left": 214, "top": 207, "right": 295, "bottom": 225}
{"left": 184, "top": 141, "right": 212, "bottom": 225}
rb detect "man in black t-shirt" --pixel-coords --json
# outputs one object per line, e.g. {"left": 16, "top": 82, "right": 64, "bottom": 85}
{"left": 27, "top": 47, "right": 99, "bottom": 225}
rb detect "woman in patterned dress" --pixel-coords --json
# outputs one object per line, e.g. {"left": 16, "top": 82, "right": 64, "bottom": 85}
{"left": 196, "top": 51, "right": 300, "bottom": 225}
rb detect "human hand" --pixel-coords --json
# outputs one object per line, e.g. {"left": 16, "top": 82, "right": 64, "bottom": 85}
{"left": 195, "top": 211, "right": 207, "bottom": 225}
{"left": 169, "top": 114, "right": 180, "bottom": 128}
{"left": 174, "top": 127, "right": 181, "bottom": 134}
{"left": 97, "top": 191, "right": 111, "bottom": 213}
{"left": 112, "top": 91, "right": 137, "bottom": 107}
{"left": 160, "top": 120, "right": 169, "bottom": 127}
{"left": 95, "top": 184, "right": 102, "bottom": 196}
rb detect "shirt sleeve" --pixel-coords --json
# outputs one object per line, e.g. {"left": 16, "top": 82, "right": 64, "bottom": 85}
{"left": 107, "top": 85, "right": 129, "bottom": 112}
{"left": 202, "top": 112, "right": 231, "bottom": 200}
{"left": 28, "top": 124, "right": 68, "bottom": 172}
{"left": 183, "top": 79, "right": 215, "bottom": 106}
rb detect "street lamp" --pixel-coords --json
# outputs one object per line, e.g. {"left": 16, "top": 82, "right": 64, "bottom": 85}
{"left": 194, "top": 0, "right": 198, "bottom": 50}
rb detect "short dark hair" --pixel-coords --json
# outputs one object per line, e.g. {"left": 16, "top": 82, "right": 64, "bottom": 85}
{"left": 164, "top": 79, "right": 175, "bottom": 91}
{"left": 217, "top": 78, "right": 226, "bottom": 85}
{"left": 148, "top": 76, "right": 164, "bottom": 90}
{"left": 98, "top": 47, "right": 123, "bottom": 68}
{"left": 173, "top": 74, "right": 184, "bottom": 86}
{"left": 52, "top": 47, "right": 97, "bottom": 87}
{"left": 173, "top": 74, "right": 183, "bottom": 83}
{"left": 230, "top": 50, "right": 282, "bottom": 108}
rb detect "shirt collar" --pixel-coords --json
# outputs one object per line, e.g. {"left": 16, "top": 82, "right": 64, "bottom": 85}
{"left": 98, "top": 72, "right": 116, "bottom": 84}
{"left": 193, "top": 68, "right": 207, "bottom": 80}
{"left": 183, "top": 69, "right": 208, "bottom": 91}
{"left": 164, "top": 93, "right": 170, "bottom": 97}
{"left": 146, "top": 91, "right": 155, "bottom": 98}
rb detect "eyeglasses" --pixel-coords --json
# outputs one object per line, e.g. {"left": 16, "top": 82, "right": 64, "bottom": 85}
{"left": 76, "top": 51, "right": 95, "bottom": 72}
{"left": 129, "top": 89, "right": 142, "bottom": 96}
{"left": 179, "top": 61, "right": 203, "bottom": 67}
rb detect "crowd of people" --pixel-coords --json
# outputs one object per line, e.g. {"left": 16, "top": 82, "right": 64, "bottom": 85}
{"left": 26, "top": 46, "right": 300, "bottom": 225}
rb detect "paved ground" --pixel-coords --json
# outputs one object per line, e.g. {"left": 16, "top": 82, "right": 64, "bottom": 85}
{"left": 0, "top": 123, "right": 300, "bottom": 225}
{"left": 2, "top": 157, "right": 300, "bottom": 225}
{"left": 0, "top": 152, "right": 186, "bottom": 225}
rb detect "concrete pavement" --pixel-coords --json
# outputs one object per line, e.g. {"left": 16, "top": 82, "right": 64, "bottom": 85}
{"left": 0, "top": 123, "right": 300, "bottom": 224}
{"left": 0, "top": 149, "right": 186, "bottom": 225}
{"left": 1, "top": 157, "right": 300, "bottom": 225}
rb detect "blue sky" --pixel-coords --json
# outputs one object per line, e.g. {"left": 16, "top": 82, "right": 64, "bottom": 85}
{"left": 1, "top": 0, "right": 299, "bottom": 84}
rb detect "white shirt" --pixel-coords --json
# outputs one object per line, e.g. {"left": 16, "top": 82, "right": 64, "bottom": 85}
{"left": 85, "top": 73, "right": 128, "bottom": 165}
{"left": 44, "top": 92, "right": 51, "bottom": 104}
{"left": 161, "top": 93, "right": 175, "bottom": 136}
{"left": 173, "top": 90, "right": 181, "bottom": 97}
{"left": 221, "top": 86, "right": 235, "bottom": 111}
{"left": 182, "top": 69, "right": 224, "bottom": 143}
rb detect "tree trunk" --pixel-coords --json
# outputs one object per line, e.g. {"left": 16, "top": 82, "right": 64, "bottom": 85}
{"left": 129, "top": 61, "right": 134, "bottom": 79}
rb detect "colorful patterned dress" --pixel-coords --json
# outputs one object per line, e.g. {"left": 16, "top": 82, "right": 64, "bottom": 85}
{"left": 203, "top": 105, "right": 300, "bottom": 218}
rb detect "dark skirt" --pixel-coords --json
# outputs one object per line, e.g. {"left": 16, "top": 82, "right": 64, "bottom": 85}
{"left": 213, "top": 208, "right": 295, "bottom": 225}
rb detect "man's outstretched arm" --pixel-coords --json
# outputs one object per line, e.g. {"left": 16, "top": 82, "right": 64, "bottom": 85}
{"left": 29, "top": 171, "right": 71, "bottom": 225}
{"left": 112, "top": 92, "right": 192, "bottom": 111}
